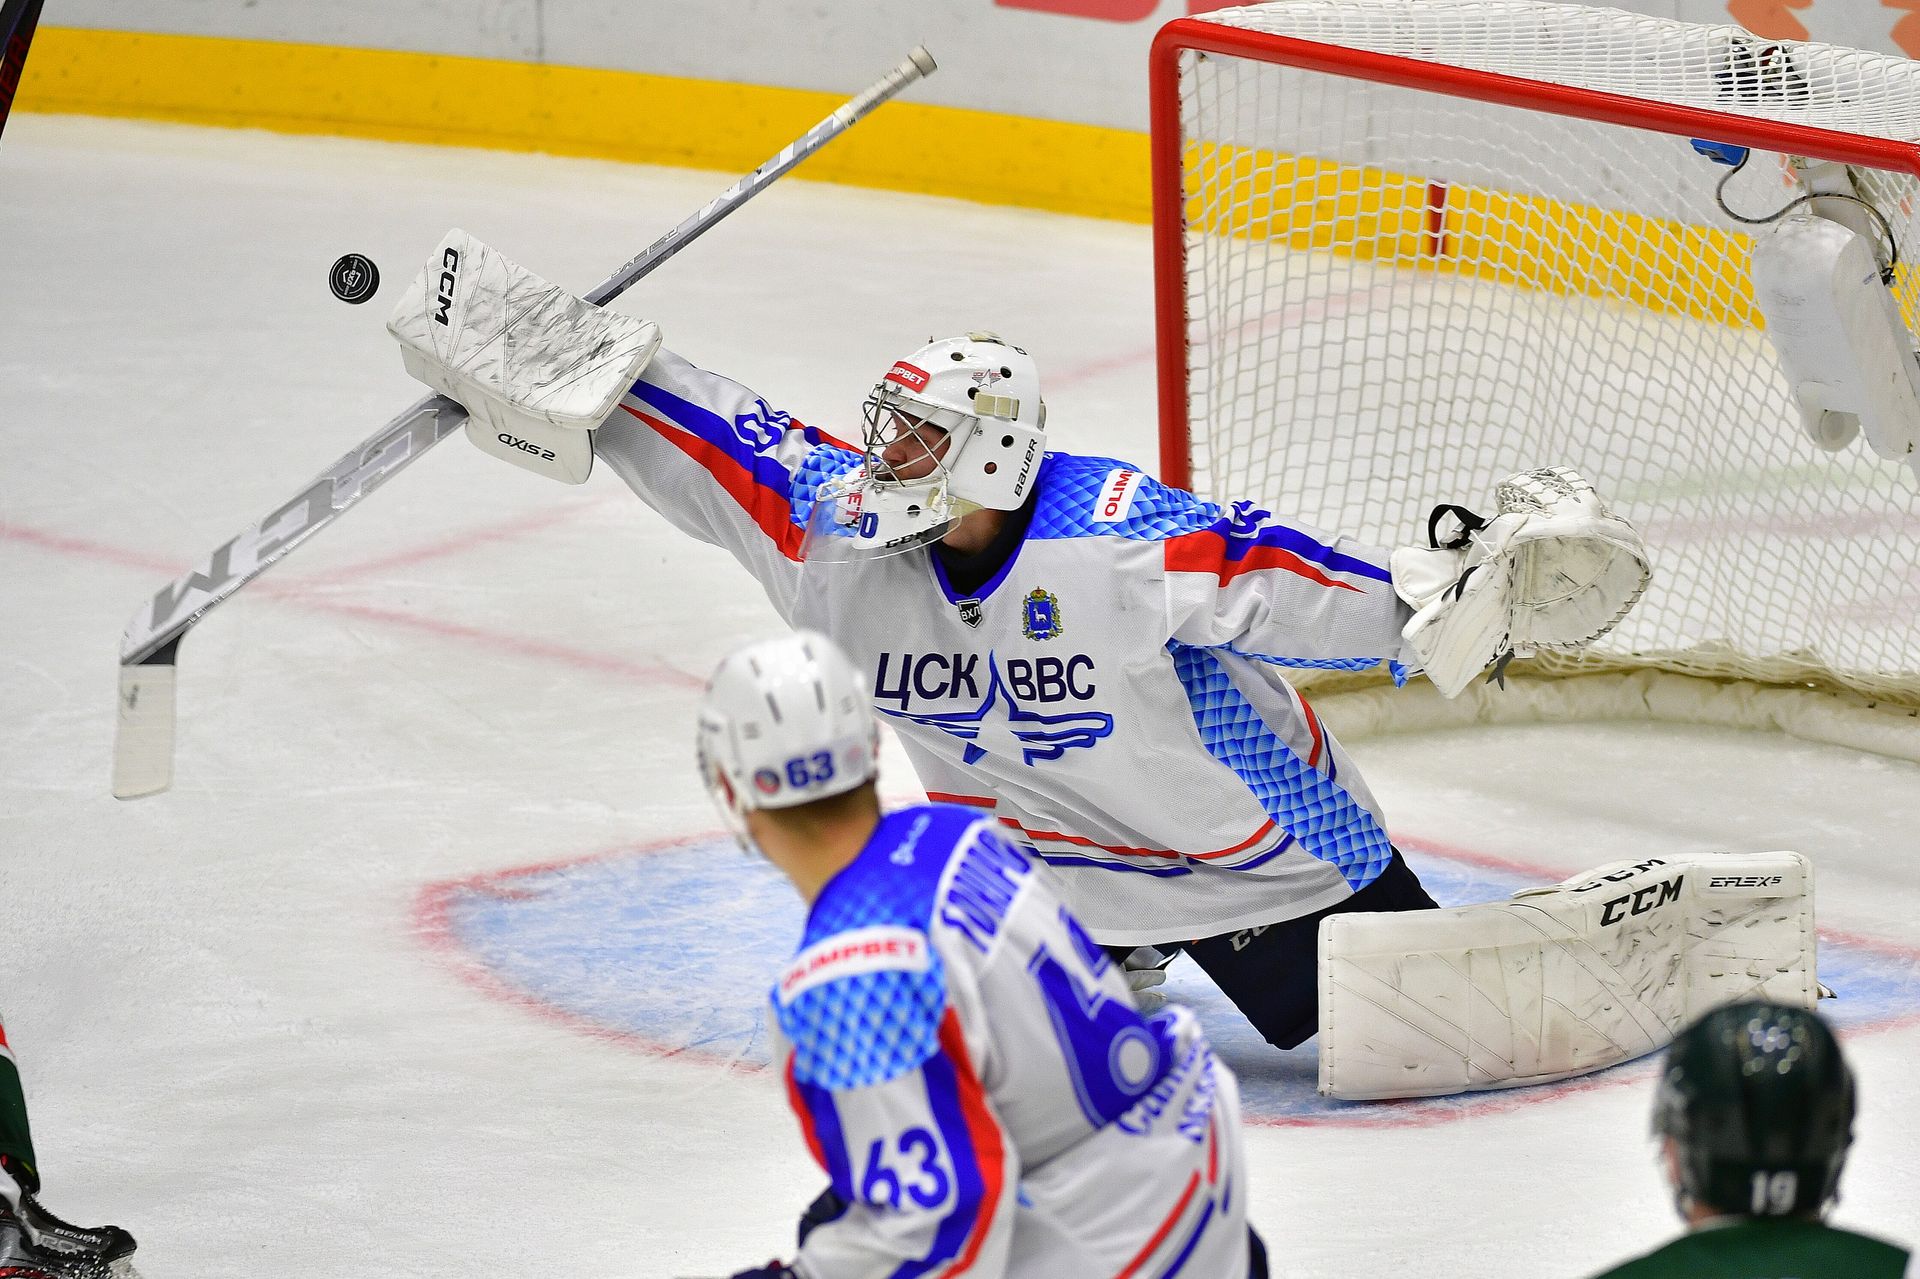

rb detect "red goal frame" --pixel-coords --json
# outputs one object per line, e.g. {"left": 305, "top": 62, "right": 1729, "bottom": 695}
{"left": 1147, "top": 14, "right": 1920, "bottom": 493}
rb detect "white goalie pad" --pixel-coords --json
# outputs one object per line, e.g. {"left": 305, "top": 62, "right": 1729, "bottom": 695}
{"left": 387, "top": 228, "right": 661, "bottom": 484}
{"left": 1318, "top": 850, "right": 1815, "bottom": 1100}
{"left": 1391, "top": 467, "right": 1651, "bottom": 697}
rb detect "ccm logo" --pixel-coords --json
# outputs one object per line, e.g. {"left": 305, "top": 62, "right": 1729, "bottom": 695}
{"left": 1095, "top": 468, "right": 1142, "bottom": 522}
{"left": 433, "top": 246, "right": 460, "bottom": 325}
{"left": 1572, "top": 858, "right": 1668, "bottom": 893}
{"left": 1600, "top": 874, "right": 1683, "bottom": 927}
{"left": 498, "top": 432, "right": 555, "bottom": 461}
{"left": 1709, "top": 874, "right": 1784, "bottom": 889}
{"left": 885, "top": 361, "right": 930, "bottom": 392}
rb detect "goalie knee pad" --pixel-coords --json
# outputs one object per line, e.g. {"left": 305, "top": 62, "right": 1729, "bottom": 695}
{"left": 1317, "top": 850, "right": 1815, "bottom": 1100}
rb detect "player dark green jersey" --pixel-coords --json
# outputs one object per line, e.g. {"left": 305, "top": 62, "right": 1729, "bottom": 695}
{"left": 0, "top": 1019, "right": 36, "bottom": 1191}
{"left": 1593, "top": 1217, "right": 1909, "bottom": 1278}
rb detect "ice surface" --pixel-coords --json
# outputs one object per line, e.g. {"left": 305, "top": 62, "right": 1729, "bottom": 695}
{"left": 2, "top": 115, "right": 1917, "bottom": 1278}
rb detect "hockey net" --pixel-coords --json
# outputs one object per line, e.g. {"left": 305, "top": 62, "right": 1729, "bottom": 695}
{"left": 1152, "top": 0, "right": 1920, "bottom": 757}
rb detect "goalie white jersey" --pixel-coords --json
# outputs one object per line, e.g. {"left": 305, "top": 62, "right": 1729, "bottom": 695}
{"left": 597, "top": 347, "right": 1418, "bottom": 943}
{"left": 769, "top": 804, "right": 1250, "bottom": 1279}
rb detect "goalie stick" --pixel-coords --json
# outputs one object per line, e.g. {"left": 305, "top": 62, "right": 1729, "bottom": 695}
{"left": 0, "top": 0, "right": 45, "bottom": 143}
{"left": 111, "top": 45, "right": 939, "bottom": 798}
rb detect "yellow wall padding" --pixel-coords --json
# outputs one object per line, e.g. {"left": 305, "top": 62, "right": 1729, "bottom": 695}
{"left": 23, "top": 26, "right": 1797, "bottom": 329}
{"left": 14, "top": 27, "right": 1157, "bottom": 222}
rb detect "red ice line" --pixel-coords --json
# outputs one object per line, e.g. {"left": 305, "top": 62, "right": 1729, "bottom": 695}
{"left": 0, "top": 512, "right": 704, "bottom": 690}
{"left": 1, "top": 332, "right": 1185, "bottom": 690}
{"left": 294, "top": 497, "right": 611, "bottom": 584}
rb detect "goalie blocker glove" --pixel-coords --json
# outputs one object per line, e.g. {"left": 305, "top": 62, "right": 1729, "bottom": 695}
{"left": 388, "top": 229, "right": 662, "bottom": 484}
{"left": 1390, "top": 467, "right": 1651, "bottom": 697}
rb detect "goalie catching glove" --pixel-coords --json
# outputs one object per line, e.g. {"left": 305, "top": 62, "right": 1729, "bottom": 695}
{"left": 387, "top": 229, "right": 661, "bottom": 484}
{"left": 1391, "top": 467, "right": 1650, "bottom": 697}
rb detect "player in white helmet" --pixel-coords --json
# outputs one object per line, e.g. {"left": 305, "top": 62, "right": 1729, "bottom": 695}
{"left": 799, "top": 333, "right": 1049, "bottom": 562}
{"left": 697, "top": 628, "right": 880, "bottom": 856}
{"left": 694, "top": 630, "right": 1263, "bottom": 1279}
{"left": 593, "top": 328, "right": 1457, "bottom": 1055}
{"left": 419, "top": 279, "right": 1648, "bottom": 1062}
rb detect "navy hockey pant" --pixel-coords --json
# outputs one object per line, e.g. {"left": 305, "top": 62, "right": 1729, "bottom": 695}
{"left": 1182, "top": 848, "right": 1439, "bottom": 1051}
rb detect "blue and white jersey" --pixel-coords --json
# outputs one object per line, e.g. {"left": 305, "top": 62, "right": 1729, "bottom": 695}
{"left": 598, "top": 347, "right": 1415, "bottom": 942}
{"left": 770, "top": 805, "right": 1249, "bottom": 1279}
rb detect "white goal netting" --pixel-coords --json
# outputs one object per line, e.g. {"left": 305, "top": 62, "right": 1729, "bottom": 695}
{"left": 1161, "top": 0, "right": 1920, "bottom": 730}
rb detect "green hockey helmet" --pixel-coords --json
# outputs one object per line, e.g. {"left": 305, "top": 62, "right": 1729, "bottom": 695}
{"left": 1653, "top": 1000, "right": 1855, "bottom": 1218}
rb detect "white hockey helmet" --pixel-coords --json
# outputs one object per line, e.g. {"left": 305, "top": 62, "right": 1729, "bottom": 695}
{"left": 802, "top": 332, "right": 1047, "bottom": 561}
{"left": 696, "top": 630, "right": 878, "bottom": 844}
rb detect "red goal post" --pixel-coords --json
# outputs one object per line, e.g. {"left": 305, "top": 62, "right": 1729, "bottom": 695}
{"left": 1148, "top": 0, "right": 1920, "bottom": 758}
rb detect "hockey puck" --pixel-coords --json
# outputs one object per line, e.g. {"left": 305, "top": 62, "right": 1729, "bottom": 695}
{"left": 328, "top": 253, "right": 380, "bottom": 305}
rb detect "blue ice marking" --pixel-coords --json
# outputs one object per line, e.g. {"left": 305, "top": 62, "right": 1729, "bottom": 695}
{"left": 429, "top": 841, "right": 1920, "bottom": 1124}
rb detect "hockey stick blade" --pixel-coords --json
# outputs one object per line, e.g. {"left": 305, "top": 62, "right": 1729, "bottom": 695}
{"left": 113, "top": 642, "right": 178, "bottom": 801}
{"left": 111, "top": 46, "right": 937, "bottom": 798}
{"left": 112, "top": 393, "right": 465, "bottom": 797}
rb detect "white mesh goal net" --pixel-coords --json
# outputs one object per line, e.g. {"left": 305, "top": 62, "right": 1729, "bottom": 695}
{"left": 1157, "top": 0, "right": 1920, "bottom": 729}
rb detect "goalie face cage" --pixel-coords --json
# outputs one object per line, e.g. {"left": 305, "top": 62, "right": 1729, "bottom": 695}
{"left": 1150, "top": 0, "right": 1920, "bottom": 725}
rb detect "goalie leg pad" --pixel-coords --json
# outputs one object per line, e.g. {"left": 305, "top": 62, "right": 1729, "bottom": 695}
{"left": 387, "top": 229, "right": 663, "bottom": 484}
{"left": 1317, "top": 850, "right": 1815, "bottom": 1100}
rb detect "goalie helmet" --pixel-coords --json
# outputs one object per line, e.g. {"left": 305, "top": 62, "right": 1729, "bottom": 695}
{"left": 802, "top": 332, "right": 1047, "bottom": 562}
{"left": 1653, "top": 1001, "right": 1855, "bottom": 1219}
{"left": 696, "top": 631, "right": 878, "bottom": 844}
